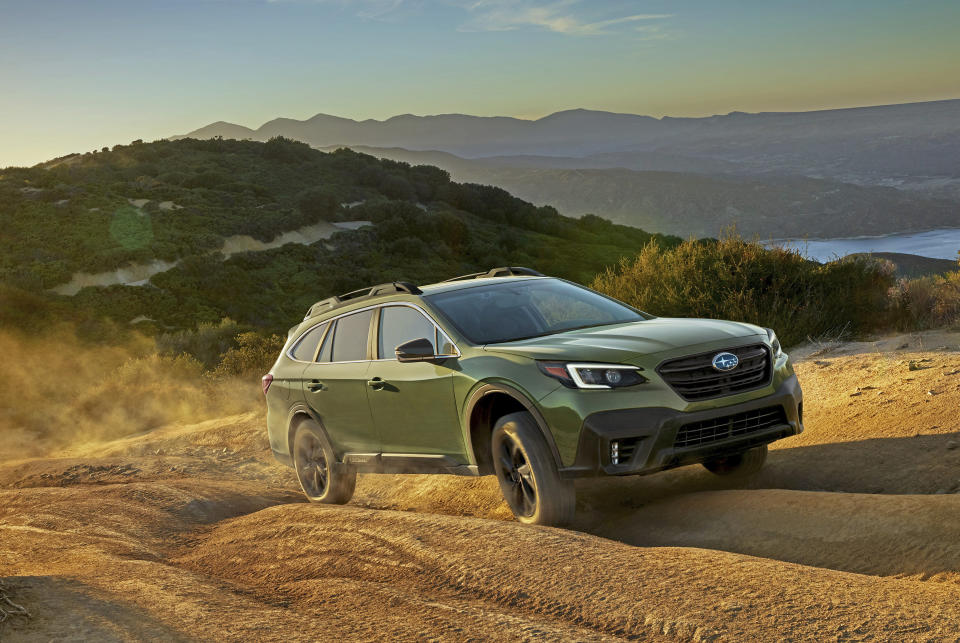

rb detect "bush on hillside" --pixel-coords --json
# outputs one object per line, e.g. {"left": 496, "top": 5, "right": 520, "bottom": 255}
{"left": 156, "top": 318, "right": 243, "bottom": 369}
{"left": 212, "top": 331, "right": 285, "bottom": 378}
{"left": 591, "top": 236, "right": 896, "bottom": 346}
{"left": 889, "top": 271, "right": 960, "bottom": 330}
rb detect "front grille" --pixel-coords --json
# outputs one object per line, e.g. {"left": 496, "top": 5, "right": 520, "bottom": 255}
{"left": 657, "top": 344, "right": 771, "bottom": 401}
{"left": 674, "top": 406, "right": 787, "bottom": 448}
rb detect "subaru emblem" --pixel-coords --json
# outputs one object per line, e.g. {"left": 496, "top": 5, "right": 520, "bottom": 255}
{"left": 711, "top": 352, "right": 739, "bottom": 372}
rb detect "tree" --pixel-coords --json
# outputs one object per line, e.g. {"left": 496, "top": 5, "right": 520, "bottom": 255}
{"left": 298, "top": 187, "right": 337, "bottom": 220}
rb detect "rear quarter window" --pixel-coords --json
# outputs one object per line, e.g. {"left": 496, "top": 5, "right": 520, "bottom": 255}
{"left": 290, "top": 322, "right": 328, "bottom": 361}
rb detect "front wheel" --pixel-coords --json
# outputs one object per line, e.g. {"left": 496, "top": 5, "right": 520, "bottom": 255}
{"left": 491, "top": 411, "right": 575, "bottom": 527}
{"left": 293, "top": 420, "right": 356, "bottom": 504}
{"left": 702, "top": 444, "right": 768, "bottom": 478}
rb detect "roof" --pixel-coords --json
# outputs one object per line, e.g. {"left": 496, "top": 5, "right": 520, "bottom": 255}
{"left": 418, "top": 275, "right": 547, "bottom": 296}
{"left": 302, "top": 267, "right": 547, "bottom": 321}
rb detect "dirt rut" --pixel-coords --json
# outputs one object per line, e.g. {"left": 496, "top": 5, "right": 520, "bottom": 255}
{"left": 2, "top": 332, "right": 960, "bottom": 640}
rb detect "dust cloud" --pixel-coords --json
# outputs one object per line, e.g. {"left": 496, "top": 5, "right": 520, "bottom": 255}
{"left": 0, "top": 327, "right": 261, "bottom": 460}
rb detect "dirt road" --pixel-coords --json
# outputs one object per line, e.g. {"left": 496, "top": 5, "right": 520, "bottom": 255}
{"left": 2, "top": 331, "right": 960, "bottom": 641}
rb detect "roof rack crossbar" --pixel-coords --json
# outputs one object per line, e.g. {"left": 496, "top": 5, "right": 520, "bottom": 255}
{"left": 304, "top": 281, "right": 422, "bottom": 320}
{"left": 443, "top": 266, "right": 544, "bottom": 282}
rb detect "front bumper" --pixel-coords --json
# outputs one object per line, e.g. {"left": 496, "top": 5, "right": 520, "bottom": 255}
{"left": 561, "top": 374, "right": 803, "bottom": 477}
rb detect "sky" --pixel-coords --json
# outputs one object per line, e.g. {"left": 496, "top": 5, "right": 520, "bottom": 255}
{"left": 1, "top": 0, "right": 959, "bottom": 167}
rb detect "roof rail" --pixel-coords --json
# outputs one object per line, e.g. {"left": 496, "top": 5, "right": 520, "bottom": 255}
{"left": 443, "top": 266, "right": 544, "bottom": 282}
{"left": 304, "top": 281, "right": 422, "bottom": 320}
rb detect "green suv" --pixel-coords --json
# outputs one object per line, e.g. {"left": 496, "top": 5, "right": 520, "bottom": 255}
{"left": 263, "top": 267, "right": 803, "bottom": 526}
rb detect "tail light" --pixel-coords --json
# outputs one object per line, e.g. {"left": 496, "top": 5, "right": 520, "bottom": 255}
{"left": 261, "top": 374, "right": 273, "bottom": 395}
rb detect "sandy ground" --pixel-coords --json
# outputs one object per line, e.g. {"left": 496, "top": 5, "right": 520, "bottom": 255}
{"left": 2, "top": 331, "right": 960, "bottom": 640}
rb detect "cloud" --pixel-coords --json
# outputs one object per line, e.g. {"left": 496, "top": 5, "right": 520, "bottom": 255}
{"left": 269, "top": 0, "right": 672, "bottom": 36}
{"left": 457, "top": 1, "right": 672, "bottom": 36}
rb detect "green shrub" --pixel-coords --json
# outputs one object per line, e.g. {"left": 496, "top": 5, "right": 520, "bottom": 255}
{"left": 890, "top": 271, "right": 960, "bottom": 330}
{"left": 591, "top": 236, "right": 896, "bottom": 346}
{"left": 212, "top": 331, "right": 285, "bottom": 378}
{"left": 156, "top": 318, "right": 243, "bottom": 369}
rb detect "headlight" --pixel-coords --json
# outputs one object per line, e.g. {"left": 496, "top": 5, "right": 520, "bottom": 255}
{"left": 538, "top": 362, "right": 647, "bottom": 389}
{"left": 765, "top": 328, "right": 783, "bottom": 358}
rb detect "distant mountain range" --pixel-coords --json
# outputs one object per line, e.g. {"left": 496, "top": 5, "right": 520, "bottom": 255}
{"left": 301, "top": 145, "right": 957, "bottom": 238}
{"left": 174, "top": 100, "right": 960, "bottom": 238}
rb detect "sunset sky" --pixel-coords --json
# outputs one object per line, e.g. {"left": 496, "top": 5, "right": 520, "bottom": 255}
{"left": 2, "top": 0, "right": 959, "bottom": 167}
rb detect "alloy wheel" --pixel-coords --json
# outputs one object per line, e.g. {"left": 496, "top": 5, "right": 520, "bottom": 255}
{"left": 296, "top": 432, "right": 329, "bottom": 498}
{"left": 497, "top": 434, "right": 537, "bottom": 518}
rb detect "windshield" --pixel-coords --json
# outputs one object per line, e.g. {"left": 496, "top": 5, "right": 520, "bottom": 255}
{"left": 426, "top": 278, "right": 645, "bottom": 344}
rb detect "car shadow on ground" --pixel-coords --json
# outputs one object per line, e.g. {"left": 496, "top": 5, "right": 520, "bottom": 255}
{"left": 568, "top": 432, "right": 960, "bottom": 580}
{"left": 0, "top": 576, "right": 192, "bottom": 641}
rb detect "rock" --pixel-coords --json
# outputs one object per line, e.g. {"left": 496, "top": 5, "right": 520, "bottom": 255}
{"left": 947, "top": 441, "right": 958, "bottom": 451}
{"left": 849, "top": 391, "right": 862, "bottom": 397}
{"left": 926, "top": 390, "right": 937, "bottom": 396}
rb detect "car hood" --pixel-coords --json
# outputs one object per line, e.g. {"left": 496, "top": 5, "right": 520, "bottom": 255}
{"left": 483, "top": 318, "right": 764, "bottom": 363}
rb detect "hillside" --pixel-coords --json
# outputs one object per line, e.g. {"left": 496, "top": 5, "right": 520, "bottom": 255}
{"left": 177, "top": 100, "right": 960, "bottom": 194}
{"left": 0, "top": 138, "right": 678, "bottom": 333}
{"left": 319, "top": 145, "right": 960, "bottom": 238}
{"left": 2, "top": 331, "right": 960, "bottom": 639}
{"left": 850, "top": 252, "right": 960, "bottom": 279}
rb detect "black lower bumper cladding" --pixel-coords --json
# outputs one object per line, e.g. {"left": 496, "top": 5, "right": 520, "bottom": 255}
{"left": 563, "top": 375, "right": 803, "bottom": 477}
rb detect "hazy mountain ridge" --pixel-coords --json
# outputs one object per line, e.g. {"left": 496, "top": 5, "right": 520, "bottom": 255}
{"left": 175, "top": 100, "right": 960, "bottom": 238}
{"left": 316, "top": 145, "right": 960, "bottom": 238}
{"left": 176, "top": 100, "right": 960, "bottom": 184}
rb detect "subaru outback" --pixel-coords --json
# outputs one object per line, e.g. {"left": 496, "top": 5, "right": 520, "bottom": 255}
{"left": 263, "top": 267, "right": 803, "bottom": 526}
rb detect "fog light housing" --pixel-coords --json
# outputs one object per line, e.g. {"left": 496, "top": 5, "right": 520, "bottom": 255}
{"left": 610, "top": 440, "right": 620, "bottom": 465}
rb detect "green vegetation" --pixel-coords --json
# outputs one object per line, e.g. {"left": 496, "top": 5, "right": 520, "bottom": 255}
{"left": 1, "top": 136, "right": 959, "bottom": 375}
{"left": 592, "top": 236, "right": 960, "bottom": 347}
{"left": 0, "top": 137, "right": 678, "bottom": 333}
{"left": 890, "top": 271, "right": 960, "bottom": 331}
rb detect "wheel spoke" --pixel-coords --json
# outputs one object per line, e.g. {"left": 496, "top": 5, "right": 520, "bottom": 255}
{"left": 519, "top": 479, "right": 536, "bottom": 516}
{"left": 301, "top": 462, "right": 315, "bottom": 480}
{"left": 296, "top": 434, "right": 330, "bottom": 497}
{"left": 512, "top": 480, "right": 525, "bottom": 508}
{"left": 510, "top": 441, "right": 523, "bottom": 467}
{"left": 318, "top": 463, "right": 328, "bottom": 488}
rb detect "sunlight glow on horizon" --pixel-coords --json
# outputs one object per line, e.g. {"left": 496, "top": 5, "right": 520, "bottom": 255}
{"left": 2, "top": 0, "right": 959, "bottom": 167}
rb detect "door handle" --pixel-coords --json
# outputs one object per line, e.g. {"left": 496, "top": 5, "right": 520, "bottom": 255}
{"left": 307, "top": 380, "right": 326, "bottom": 392}
{"left": 366, "top": 377, "right": 385, "bottom": 391}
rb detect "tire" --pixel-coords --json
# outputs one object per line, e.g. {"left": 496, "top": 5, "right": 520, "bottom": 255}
{"left": 293, "top": 420, "right": 356, "bottom": 504}
{"left": 702, "top": 444, "right": 768, "bottom": 478}
{"left": 491, "top": 411, "right": 575, "bottom": 527}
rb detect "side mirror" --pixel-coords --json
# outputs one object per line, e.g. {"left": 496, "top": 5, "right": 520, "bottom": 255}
{"left": 395, "top": 338, "right": 439, "bottom": 362}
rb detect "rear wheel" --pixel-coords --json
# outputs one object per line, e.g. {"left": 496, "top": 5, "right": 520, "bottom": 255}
{"left": 702, "top": 444, "right": 768, "bottom": 478}
{"left": 293, "top": 420, "right": 356, "bottom": 504}
{"left": 491, "top": 411, "right": 575, "bottom": 527}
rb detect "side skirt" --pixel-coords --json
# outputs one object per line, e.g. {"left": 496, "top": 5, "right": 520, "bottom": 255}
{"left": 342, "top": 452, "right": 479, "bottom": 476}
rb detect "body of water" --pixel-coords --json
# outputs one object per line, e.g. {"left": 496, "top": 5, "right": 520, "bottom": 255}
{"left": 768, "top": 229, "right": 960, "bottom": 262}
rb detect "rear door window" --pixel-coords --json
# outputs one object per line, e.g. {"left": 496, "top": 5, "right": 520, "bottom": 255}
{"left": 290, "top": 322, "right": 328, "bottom": 361}
{"left": 330, "top": 310, "right": 374, "bottom": 362}
{"left": 378, "top": 306, "right": 437, "bottom": 359}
